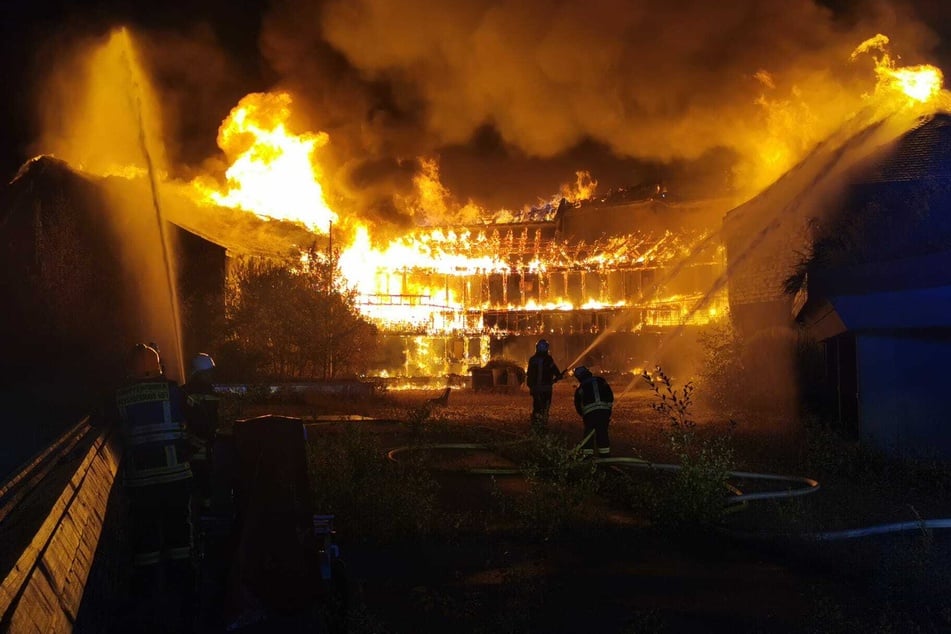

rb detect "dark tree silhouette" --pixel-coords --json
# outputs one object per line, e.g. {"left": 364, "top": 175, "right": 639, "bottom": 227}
{"left": 220, "top": 245, "right": 378, "bottom": 381}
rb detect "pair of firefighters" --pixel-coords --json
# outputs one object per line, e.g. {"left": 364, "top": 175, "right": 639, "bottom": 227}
{"left": 109, "top": 343, "right": 220, "bottom": 626}
{"left": 526, "top": 338, "right": 614, "bottom": 458}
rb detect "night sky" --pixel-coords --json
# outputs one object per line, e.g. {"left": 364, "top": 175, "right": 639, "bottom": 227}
{"left": 2, "top": 0, "right": 951, "bottom": 218}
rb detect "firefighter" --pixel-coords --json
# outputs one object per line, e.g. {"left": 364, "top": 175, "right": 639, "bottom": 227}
{"left": 183, "top": 352, "right": 219, "bottom": 515}
{"left": 112, "top": 343, "right": 194, "bottom": 628}
{"left": 526, "top": 339, "right": 562, "bottom": 430}
{"left": 572, "top": 365, "right": 614, "bottom": 458}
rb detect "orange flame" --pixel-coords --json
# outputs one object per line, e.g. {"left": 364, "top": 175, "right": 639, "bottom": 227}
{"left": 740, "top": 33, "right": 946, "bottom": 197}
{"left": 402, "top": 158, "right": 486, "bottom": 225}
{"left": 192, "top": 92, "right": 337, "bottom": 231}
{"left": 851, "top": 33, "right": 944, "bottom": 105}
{"left": 180, "top": 29, "right": 946, "bottom": 340}
{"left": 559, "top": 170, "right": 598, "bottom": 203}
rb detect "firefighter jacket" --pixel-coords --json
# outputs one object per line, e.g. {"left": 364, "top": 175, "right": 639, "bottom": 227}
{"left": 574, "top": 375, "right": 614, "bottom": 418}
{"left": 527, "top": 353, "right": 562, "bottom": 393}
{"left": 183, "top": 375, "right": 220, "bottom": 462}
{"left": 115, "top": 379, "right": 192, "bottom": 488}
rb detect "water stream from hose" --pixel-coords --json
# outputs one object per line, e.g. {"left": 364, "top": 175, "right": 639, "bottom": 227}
{"left": 565, "top": 103, "right": 930, "bottom": 399}
{"left": 117, "top": 28, "right": 185, "bottom": 381}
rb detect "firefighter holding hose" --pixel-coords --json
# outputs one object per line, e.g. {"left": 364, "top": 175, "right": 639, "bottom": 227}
{"left": 526, "top": 338, "right": 563, "bottom": 430}
{"left": 111, "top": 343, "right": 195, "bottom": 628}
{"left": 572, "top": 365, "right": 613, "bottom": 459}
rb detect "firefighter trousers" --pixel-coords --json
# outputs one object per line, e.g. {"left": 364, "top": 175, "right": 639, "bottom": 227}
{"left": 582, "top": 410, "right": 611, "bottom": 457}
{"left": 531, "top": 389, "right": 553, "bottom": 428}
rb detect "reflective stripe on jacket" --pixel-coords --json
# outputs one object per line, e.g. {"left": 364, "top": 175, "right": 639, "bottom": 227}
{"left": 116, "top": 380, "right": 192, "bottom": 487}
{"left": 574, "top": 376, "right": 614, "bottom": 416}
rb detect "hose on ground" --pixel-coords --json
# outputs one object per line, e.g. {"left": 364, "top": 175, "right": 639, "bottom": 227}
{"left": 382, "top": 426, "right": 951, "bottom": 542}
{"left": 807, "top": 519, "right": 951, "bottom": 541}
{"left": 386, "top": 439, "right": 817, "bottom": 503}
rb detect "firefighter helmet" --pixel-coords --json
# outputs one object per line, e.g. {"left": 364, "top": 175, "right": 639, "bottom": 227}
{"left": 573, "top": 366, "right": 592, "bottom": 380}
{"left": 535, "top": 339, "right": 550, "bottom": 354}
{"left": 190, "top": 353, "right": 215, "bottom": 377}
{"left": 130, "top": 343, "right": 163, "bottom": 380}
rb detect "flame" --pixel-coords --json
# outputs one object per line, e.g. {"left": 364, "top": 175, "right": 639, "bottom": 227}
{"left": 334, "top": 220, "right": 725, "bottom": 337}
{"left": 176, "top": 31, "right": 943, "bottom": 356}
{"left": 851, "top": 33, "right": 944, "bottom": 105}
{"left": 41, "top": 28, "right": 951, "bottom": 377}
{"left": 738, "top": 34, "right": 946, "bottom": 198}
{"left": 192, "top": 92, "right": 337, "bottom": 231}
{"left": 559, "top": 170, "right": 598, "bottom": 203}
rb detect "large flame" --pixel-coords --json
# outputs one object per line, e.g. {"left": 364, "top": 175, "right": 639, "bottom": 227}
{"left": 45, "top": 28, "right": 947, "bottom": 376}
{"left": 736, "top": 33, "right": 946, "bottom": 198}
{"left": 852, "top": 34, "right": 944, "bottom": 104}
{"left": 184, "top": 31, "right": 945, "bottom": 345}
{"left": 192, "top": 92, "right": 337, "bottom": 231}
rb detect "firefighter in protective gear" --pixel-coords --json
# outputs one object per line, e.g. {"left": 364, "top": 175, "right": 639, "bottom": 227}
{"left": 183, "top": 352, "right": 219, "bottom": 513}
{"left": 526, "top": 339, "right": 562, "bottom": 429}
{"left": 572, "top": 366, "right": 614, "bottom": 458}
{"left": 112, "top": 343, "right": 194, "bottom": 625}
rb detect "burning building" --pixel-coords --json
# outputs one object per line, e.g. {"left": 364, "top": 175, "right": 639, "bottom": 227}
{"left": 15, "top": 23, "right": 950, "bottom": 396}
{"left": 347, "top": 188, "right": 731, "bottom": 380}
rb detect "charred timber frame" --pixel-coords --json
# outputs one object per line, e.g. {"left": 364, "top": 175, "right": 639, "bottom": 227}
{"left": 356, "top": 224, "right": 725, "bottom": 336}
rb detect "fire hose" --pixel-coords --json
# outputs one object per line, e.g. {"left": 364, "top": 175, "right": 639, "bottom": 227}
{"left": 385, "top": 433, "right": 951, "bottom": 541}
{"left": 385, "top": 435, "right": 820, "bottom": 501}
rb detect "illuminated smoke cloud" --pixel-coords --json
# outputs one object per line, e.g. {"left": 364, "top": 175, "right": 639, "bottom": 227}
{"left": 260, "top": 0, "right": 939, "bottom": 213}
{"left": 28, "top": 1, "right": 945, "bottom": 233}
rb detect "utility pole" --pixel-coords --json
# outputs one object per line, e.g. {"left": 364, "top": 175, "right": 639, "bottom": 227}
{"left": 326, "top": 220, "right": 334, "bottom": 380}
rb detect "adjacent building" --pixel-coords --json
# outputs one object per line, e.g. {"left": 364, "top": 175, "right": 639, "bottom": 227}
{"left": 725, "top": 112, "right": 951, "bottom": 459}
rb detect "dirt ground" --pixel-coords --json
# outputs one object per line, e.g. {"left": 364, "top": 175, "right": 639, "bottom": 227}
{"left": 232, "top": 383, "right": 951, "bottom": 634}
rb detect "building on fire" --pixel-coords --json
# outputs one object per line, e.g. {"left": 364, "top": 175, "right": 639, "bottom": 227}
{"left": 358, "top": 187, "right": 733, "bottom": 381}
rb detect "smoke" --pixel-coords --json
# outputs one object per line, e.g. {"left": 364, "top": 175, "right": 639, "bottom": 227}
{"left": 32, "top": 30, "right": 169, "bottom": 177}
{"left": 30, "top": 23, "right": 253, "bottom": 179}
{"left": 23, "top": 0, "right": 946, "bottom": 234}
{"left": 255, "top": 0, "right": 941, "bottom": 214}
{"left": 30, "top": 29, "right": 190, "bottom": 379}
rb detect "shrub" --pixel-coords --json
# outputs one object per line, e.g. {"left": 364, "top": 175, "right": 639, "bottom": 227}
{"left": 696, "top": 321, "right": 746, "bottom": 415}
{"left": 642, "top": 367, "right": 735, "bottom": 532}
{"left": 496, "top": 431, "right": 602, "bottom": 540}
{"left": 221, "top": 247, "right": 378, "bottom": 381}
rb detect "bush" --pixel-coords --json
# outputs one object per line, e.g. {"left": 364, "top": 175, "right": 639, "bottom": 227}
{"left": 642, "top": 367, "right": 735, "bottom": 532}
{"left": 696, "top": 321, "right": 745, "bottom": 415}
{"left": 495, "top": 431, "right": 601, "bottom": 540}
{"left": 221, "top": 247, "right": 378, "bottom": 381}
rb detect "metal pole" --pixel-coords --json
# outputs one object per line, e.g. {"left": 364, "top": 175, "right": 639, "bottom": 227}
{"left": 327, "top": 220, "right": 333, "bottom": 380}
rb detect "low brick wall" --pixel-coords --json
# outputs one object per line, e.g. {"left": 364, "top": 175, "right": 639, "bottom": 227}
{"left": 0, "top": 426, "right": 120, "bottom": 632}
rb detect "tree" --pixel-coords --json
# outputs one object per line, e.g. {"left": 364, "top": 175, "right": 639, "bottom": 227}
{"left": 221, "top": 245, "right": 377, "bottom": 381}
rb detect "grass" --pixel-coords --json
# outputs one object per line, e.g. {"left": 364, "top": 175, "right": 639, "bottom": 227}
{"left": 214, "top": 383, "right": 951, "bottom": 633}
